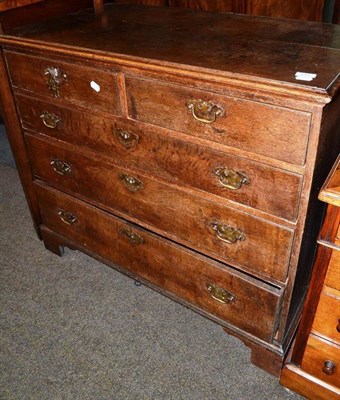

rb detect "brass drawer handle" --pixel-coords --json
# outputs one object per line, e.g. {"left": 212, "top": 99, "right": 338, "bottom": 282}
{"left": 115, "top": 129, "right": 139, "bottom": 149}
{"left": 207, "top": 284, "right": 235, "bottom": 304}
{"left": 58, "top": 210, "right": 77, "bottom": 225}
{"left": 40, "top": 111, "right": 61, "bottom": 129}
{"left": 120, "top": 174, "right": 143, "bottom": 192}
{"left": 214, "top": 167, "right": 250, "bottom": 190}
{"left": 211, "top": 222, "right": 245, "bottom": 244}
{"left": 50, "top": 159, "right": 72, "bottom": 176}
{"left": 44, "top": 66, "right": 67, "bottom": 98}
{"left": 322, "top": 360, "right": 336, "bottom": 376}
{"left": 121, "top": 228, "right": 144, "bottom": 245}
{"left": 188, "top": 99, "right": 224, "bottom": 124}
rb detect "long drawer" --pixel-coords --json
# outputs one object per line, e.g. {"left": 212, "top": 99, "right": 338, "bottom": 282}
{"left": 26, "top": 132, "right": 293, "bottom": 283}
{"left": 125, "top": 77, "right": 311, "bottom": 165}
{"left": 16, "top": 94, "right": 302, "bottom": 221}
{"left": 34, "top": 181, "right": 283, "bottom": 342}
{"left": 5, "top": 51, "right": 121, "bottom": 115}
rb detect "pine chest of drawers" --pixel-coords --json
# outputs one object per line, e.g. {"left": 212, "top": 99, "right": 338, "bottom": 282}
{"left": 0, "top": 3, "right": 339, "bottom": 375}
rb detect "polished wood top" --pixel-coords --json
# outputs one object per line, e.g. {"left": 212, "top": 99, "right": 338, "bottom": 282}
{"left": 1, "top": 4, "right": 340, "bottom": 97}
{"left": 319, "top": 154, "right": 340, "bottom": 207}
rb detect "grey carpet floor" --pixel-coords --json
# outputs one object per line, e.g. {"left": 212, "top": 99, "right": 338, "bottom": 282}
{"left": 0, "top": 125, "right": 303, "bottom": 399}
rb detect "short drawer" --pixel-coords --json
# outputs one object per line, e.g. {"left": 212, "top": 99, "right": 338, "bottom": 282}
{"left": 35, "top": 181, "right": 282, "bottom": 342}
{"left": 324, "top": 234, "right": 340, "bottom": 292}
{"left": 16, "top": 94, "right": 302, "bottom": 221}
{"left": 5, "top": 51, "right": 120, "bottom": 115}
{"left": 301, "top": 335, "right": 340, "bottom": 387}
{"left": 312, "top": 290, "right": 340, "bottom": 345}
{"left": 26, "top": 133, "right": 293, "bottom": 283}
{"left": 125, "top": 77, "right": 311, "bottom": 165}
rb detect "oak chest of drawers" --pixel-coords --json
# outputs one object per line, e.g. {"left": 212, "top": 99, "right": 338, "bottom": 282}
{"left": 0, "top": 2, "right": 339, "bottom": 375}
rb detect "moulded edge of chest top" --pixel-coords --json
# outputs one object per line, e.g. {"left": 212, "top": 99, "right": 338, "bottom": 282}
{"left": 0, "top": 42, "right": 334, "bottom": 113}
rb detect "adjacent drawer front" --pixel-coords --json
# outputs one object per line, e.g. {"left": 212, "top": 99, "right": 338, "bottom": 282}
{"left": 34, "top": 182, "right": 282, "bottom": 342}
{"left": 312, "top": 291, "right": 340, "bottom": 345}
{"left": 302, "top": 335, "right": 340, "bottom": 387}
{"left": 324, "top": 234, "right": 340, "bottom": 292}
{"left": 125, "top": 77, "right": 311, "bottom": 165}
{"left": 16, "top": 94, "right": 302, "bottom": 221}
{"left": 26, "top": 133, "right": 293, "bottom": 282}
{"left": 5, "top": 51, "right": 120, "bottom": 115}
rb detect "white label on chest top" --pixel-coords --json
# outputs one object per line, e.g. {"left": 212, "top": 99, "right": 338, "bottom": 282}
{"left": 295, "top": 72, "right": 317, "bottom": 82}
{"left": 90, "top": 80, "right": 101, "bottom": 92}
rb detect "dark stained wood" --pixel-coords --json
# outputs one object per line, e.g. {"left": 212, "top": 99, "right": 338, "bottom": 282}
{"left": 1, "top": 3, "right": 340, "bottom": 377}
{"left": 169, "top": 0, "right": 324, "bottom": 21}
{"left": 26, "top": 132, "right": 293, "bottom": 283}
{"left": 36, "top": 182, "right": 282, "bottom": 342}
{"left": 334, "top": 0, "right": 340, "bottom": 24}
{"left": 3, "top": 5, "right": 340, "bottom": 95}
{"left": 93, "top": 0, "right": 104, "bottom": 14}
{"left": 0, "top": 50, "right": 42, "bottom": 235}
{"left": 0, "top": 0, "right": 44, "bottom": 11}
{"left": 247, "top": 0, "right": 324, "bottom": 21}
{"left": 0, "top": 0, "right": 94, "bottom": 32}
{"left": 5, "top": 51, "right": 121, "bottom": 115}
{"left": 169, "top": 0, "right": 234, "bottom": 12}
{"left": 42, "top": 226, "right": 65, "bottom": 256}
{"left": 114, "top": 0, "right": 167, "bottom": 5}
{"left": 16, "top": 94, "right": 303, "bottom": 221}
{"left": 125, "top": 76, "right": 311, "bottom": 166}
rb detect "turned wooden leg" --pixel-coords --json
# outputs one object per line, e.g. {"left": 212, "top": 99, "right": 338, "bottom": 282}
{"left": 223, "top": 327, "right": 283, "bottom": 376}
{"left": 41, "top": 228, "right": 65, "bottom": 257}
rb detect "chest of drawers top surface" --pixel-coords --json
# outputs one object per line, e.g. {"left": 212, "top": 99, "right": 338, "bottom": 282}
{"left": 1, "top": 4, "right": 340, "bottom": 97}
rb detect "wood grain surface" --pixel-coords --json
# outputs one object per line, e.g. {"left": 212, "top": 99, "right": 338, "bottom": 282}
{"left": 35, "top": 181, "right": 282, "bottom": 342}
{"left": 3, "top": 5, "right": 340, "bottom": 94}
{"left": 126, "top": 77, "right": 311, "bottom": 165}
{"left": 16, "top": 93, "right": 303, "bottom": 221}
{"left": 0, "top": 0, "right": 44, "bottom": 11}
{"left": 26, "top": 132, "right": 293, "bottom": 283}
{"left": 6, "top": 51, "right": 121, "bottom": 115}
{"left": 301, "top": 334, "right": 340, "bottom": 386}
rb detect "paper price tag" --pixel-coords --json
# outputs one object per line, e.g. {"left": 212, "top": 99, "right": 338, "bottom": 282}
{"left": 90, "top": 80, "right": 101, "bottom": 92}
{"left": 295, "top": 72, "right": 317, "bottom": 82}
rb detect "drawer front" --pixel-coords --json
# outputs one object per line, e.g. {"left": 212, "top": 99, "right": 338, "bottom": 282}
{"left": 26, "top": 133, "right": 293, "bottom": 283}
{"left": 35, "top": 182, "right": 282, "bottom": 342}
{"left": 302, "top": 335, "right": 340, "bottom": 387}
{"left": 5, "top": 51, "right": 120, "bottom": 115}
{"left": 325, "top": 236, "right": 340, "bottom": 292}
{"left": 16, "top": 94, "right": 302, "bottom": 221}
{"left": 312, "top": 291, "right": 340, "bottom": 345}
{"left": 125, "top": 77, "right": 311, "bottom": 165}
